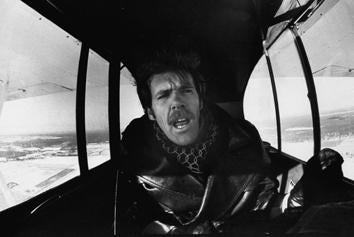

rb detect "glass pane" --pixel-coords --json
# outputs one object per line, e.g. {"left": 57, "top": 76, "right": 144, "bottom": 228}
{"left": 302, "top": 0, "right": 354, "bottom": 180}
{"left": 119, "top": 66, "right": 144, "bottom": 134}
{"left": 269, "top": 30, "right": 314, "bottom": 160}
{"left": 244, "top": 55, "right": 278, "bottom": 148}
{"left": 0, "top": 0, "right": 80, "bottom": 211}
{"left": 85, "top": 50, "right": 110, "bottom": 169}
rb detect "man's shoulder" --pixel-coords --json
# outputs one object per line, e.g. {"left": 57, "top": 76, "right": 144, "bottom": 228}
{"left": 228, "top": 118, "right": 261, "bottom": 150}
{"left": 121, "top": 114, "right": 152, "bottom": 148}
{"left": 123, "top": 114, "right": 149, "bottom": 135}
{"left": 210, "top": 104, "right": 260, "bottom": 149}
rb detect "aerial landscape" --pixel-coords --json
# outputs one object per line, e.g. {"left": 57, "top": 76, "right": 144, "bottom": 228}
{"left": 0, "top": 131, "right": 110, "bottom": 211}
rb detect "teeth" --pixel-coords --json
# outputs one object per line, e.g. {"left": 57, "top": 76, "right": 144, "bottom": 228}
{"left": 173, "top": 118, "right": 189, "bottom": 129}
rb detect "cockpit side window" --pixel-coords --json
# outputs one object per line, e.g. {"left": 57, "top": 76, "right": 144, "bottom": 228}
{"left": 245, "top": 29, "right": 314, "bottom": 161}
{"left": 85, "top": 50, "right": 110, "bottom": 169}
{"left": 301, "top": 0, "right": 354, "bottom": 180}
{"left": 244, "top": 55, "right": 278, "bottom": 149}
{"left": 269, "top": 30, "right": 314, "bottom": 161}
{"left": 0, "top": 0, "right": 80, "bottom": 211}
{"left": 119, "top": 66, "right": 144, "bottom": 134}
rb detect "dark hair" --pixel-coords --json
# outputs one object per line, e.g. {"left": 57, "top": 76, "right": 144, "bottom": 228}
{"left": 132, "top": 50, "right": 206, "bottom": 113}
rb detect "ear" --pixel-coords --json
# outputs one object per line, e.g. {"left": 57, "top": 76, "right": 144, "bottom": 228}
{"left": 147, "top": 108, "right": 156, "bottom": 121}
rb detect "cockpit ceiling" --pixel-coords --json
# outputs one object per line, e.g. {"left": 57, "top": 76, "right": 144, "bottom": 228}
{"left": 20, "top": 0, "right": 287, "bottom": 102}
{"left": 120, "top": 0, "right": 283, "bottom": 102}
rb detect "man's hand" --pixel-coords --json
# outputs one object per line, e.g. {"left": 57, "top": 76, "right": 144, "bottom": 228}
{"left": 288, "top": 148, "right": 347, "bottom": 209}
{"left": 318, "top": 148, "right": 343, "bottom": 171}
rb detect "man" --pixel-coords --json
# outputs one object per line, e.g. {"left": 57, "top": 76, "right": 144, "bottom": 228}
{"left": 120, "top": 50, "right": 278, "bottom": 234}
{"left": 120, "top": 49, "right": 352, "bottom": 235}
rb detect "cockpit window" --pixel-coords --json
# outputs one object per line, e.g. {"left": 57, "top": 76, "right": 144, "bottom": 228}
{"left": 245, "top": 29, "right": 314, "bottom": 161}
{"left": 302, "top": 0, "right": 354, "bottom": 180}
{"left": 85, "top": 50, "right": 110, "bottom": 169}
{"left": 244, "top": 55, "right": 278, "bottom": 149}
{"left": 0, "top": 0, "right": 80, "bottom": 211}
{"left": 269, "top": 30, "right": 314, "bottom": 160}
{"left": 120, "top": 66, "right": 144, "bottom": 134}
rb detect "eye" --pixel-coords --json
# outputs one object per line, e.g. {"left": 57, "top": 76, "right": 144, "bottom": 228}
{"left": 157, "top": 91, "right": 169, "bottom": 100}
{"left": 182, "top": 88, "right": 194, "bottom": 93}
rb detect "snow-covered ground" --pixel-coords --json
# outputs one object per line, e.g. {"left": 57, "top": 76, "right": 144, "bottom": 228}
{"left": 0, "top": 134, "right": 110, "bottom": 211}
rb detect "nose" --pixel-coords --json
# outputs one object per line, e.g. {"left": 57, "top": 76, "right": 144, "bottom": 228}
{"left": 171, "top": 103, "right": 183, "bottom": 110}
{"left": 171, "top": 91, "right": 184, "bottom": 110}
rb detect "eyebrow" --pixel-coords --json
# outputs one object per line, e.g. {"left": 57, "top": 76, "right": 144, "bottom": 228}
{"left": 153, "top": 84, "right": 195, "bottom": 98}
{"left": 180, "top": 84, "right": 194, "bottom": 89}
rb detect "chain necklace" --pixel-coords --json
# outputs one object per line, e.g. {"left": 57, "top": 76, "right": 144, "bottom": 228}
{"left": 153, "top": 119, "right": 218, "bottom": 174}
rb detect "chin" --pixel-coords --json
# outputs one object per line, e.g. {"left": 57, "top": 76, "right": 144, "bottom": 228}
{"left": 175, "top": 136, "right": 197, "bottom": 146}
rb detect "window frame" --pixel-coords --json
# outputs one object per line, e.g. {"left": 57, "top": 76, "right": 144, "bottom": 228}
{"left": 261, "top": 0, "right": 343, "bottom": 159}
{"left": 0, "top": 2, "right": 116, "bottom": 214}
{"left": 76, "top": 42, "right": 117, "bottom": 175}
{"left": 261, "top": 21, "right": 321, "bottom": 159}
{"left": 252, "top": 0, "right": 354, "bottom": 189}
{"left": 76, "top": 43, "right": 89, "bottom": 175}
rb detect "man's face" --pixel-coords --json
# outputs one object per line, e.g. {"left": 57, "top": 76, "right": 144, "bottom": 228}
{"left": 147, "top": 72, "right": 202, "bottom": 146}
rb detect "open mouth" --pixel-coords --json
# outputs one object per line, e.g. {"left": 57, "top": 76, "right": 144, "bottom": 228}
{"left": 172, "top": 118, "right": 190, "bottom": 129}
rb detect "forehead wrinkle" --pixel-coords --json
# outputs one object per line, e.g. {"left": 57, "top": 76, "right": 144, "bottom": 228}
{"left": 151, "top": 72, "right": 194, "bottom": 95}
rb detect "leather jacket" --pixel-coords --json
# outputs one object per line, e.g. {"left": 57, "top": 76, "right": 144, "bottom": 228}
{"left": 121, "top": 105, "right": 277, "bottom": 233}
